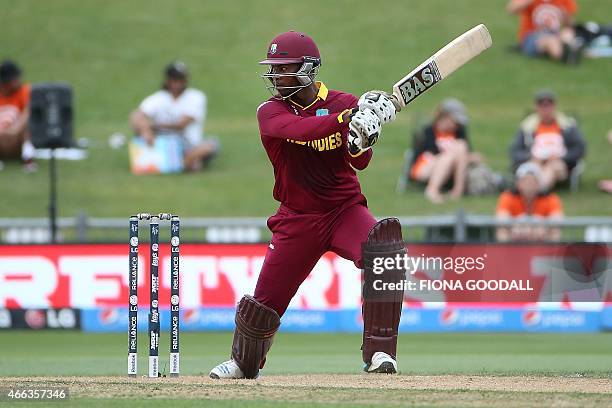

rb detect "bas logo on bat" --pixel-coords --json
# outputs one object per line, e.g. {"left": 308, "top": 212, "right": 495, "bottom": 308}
{"left": 397, "top": 61, "right": 442, "bottom": 105}
{"left": 390, "top": 24, "right": 492, "bottom": 109}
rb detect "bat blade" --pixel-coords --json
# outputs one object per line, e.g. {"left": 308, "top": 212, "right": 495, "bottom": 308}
{"left": 391, "top": 24, "right": 492, "bottom": 109}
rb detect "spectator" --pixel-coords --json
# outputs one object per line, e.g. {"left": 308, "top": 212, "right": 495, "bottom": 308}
{"left": 0, "top": 60, "right": 36, "bottom": 171}
{"left": 507, "top": 0, "right": 583, "bottom": 63}
{"left": 496, "top": 162, "right": 564, "bottom": 242}
{"left": 510, "top": 90, "right": 585, "bottom": 190}
{"left": 130, "top": 61, "right": 219, "bottom": 172}
{"left": 409, "top": 98, "right": 483, "bottom": 204}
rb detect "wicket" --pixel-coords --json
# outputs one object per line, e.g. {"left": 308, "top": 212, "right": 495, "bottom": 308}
{"left": 128, "top": 212, "right": 180, "bottom": 378}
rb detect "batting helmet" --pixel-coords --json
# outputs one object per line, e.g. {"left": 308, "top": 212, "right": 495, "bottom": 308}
{"left": 260, "top": 31, "right": 321, "bottom": 98}
{"left": 259, "top": 31, "right": 321, "bottom": 66}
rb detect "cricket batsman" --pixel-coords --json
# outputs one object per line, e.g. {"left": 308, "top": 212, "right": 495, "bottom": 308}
{"left": 210, "top": 31, "right": 407, "bottom": 379}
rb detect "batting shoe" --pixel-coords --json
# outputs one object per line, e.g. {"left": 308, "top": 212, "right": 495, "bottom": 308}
{"left": 364, "top": 352, "right": 397, "bottom": 374}
{"left": 209, "top": 359, "right": 245, "bottom": 379}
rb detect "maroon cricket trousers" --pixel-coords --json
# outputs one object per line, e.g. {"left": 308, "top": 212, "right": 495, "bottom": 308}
{"left": 254, "top": 196, "right": 376, "bottom": 316}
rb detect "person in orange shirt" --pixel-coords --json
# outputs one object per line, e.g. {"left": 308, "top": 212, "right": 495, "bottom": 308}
{"left": 0, "top": 60, "right": 36, "bottom": 171}
{"left": 507, "top": 0, "right": 582, "bottom": 63}
{"left": 496, "top": 162, "right": 564, "bottom": 241}
{"left": 409, "top": 99, "right": 483, "bottom": 204}
{"left": 510, "top": 90, "right": 585, "bottom": 190}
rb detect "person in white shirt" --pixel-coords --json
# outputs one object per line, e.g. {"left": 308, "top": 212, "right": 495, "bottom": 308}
{"left": 130, "top": 61, "right": 219, "bottom": 171}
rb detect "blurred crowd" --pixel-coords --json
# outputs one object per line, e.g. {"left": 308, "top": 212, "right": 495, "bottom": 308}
{"left": 0, "top": 59, "right": 220, "bottom": 175}
{"left": 397, "top": 0, "right": 612, "bottom": 241}
{"left": 399, "top": 90, "right": 588, "bottom": 241}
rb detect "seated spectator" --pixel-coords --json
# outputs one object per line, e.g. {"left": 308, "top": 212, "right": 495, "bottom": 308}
{"left": 510, "top": 90, "right": 585, "bottom": 190}
{"left": 0, "top": 60, "right": 36, "bottom": 171}
{"left": 496, "top": 162, "right": 564, "bottom": 242}
{"left": 409, "top": 98, "right": 483, "bottom": 204}
{"left": 130, "top": 61, "right": 219, "bottom": 172}
{"left": 507, "top": 0, "right": 583, "bottom": 64}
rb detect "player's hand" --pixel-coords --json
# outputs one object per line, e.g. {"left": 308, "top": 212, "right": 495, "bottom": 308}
{"left": 348, "top": 108, "right": 381, "bottom": 155}
{"left": 358, "top": 91, "right": 397, "bottom": 124}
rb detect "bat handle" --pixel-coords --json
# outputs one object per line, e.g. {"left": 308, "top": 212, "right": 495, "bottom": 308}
{"left": 389, "top": 94, "right": 403, "bottom": 113}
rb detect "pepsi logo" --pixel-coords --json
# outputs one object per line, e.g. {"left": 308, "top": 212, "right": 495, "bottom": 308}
{"left": 440, "top": 309, "right": 459, "bottom": 326}
{"left": 183, "top": 309, "right": 199, "bottom": 323}
{"left": 100, "top": 308, "right": 119, "bottom": 324}
{"left": 522, "top": 310, "right": 542, "bottom": 326}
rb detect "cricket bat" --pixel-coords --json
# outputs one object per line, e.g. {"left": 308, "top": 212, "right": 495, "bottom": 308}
{"left": 390, "top": 24, "right": 492, "bottom": 110}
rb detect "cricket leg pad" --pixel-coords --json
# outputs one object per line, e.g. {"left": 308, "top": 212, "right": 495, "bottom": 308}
{"left": 361, "top": 218, "right": 406, "bottom": 365}
{"left": 231, "top": 295, "right": 281, "bottom": 379}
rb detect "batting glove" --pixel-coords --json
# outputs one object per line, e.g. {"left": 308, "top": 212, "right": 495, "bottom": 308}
{"left": 348, "top": 108, "right": 382, "bottom": 156}
{"left": 358, "top": 91, "right": 397, "bottom": 125}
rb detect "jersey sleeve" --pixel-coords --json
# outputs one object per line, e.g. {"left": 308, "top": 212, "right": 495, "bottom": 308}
{"left": 257, "top": 100, "right": 349, "bottom": 142}
{"left": 182, "top": 90, "right": 205, "bottom": 121}
{"left": 139, "top": 93, "right": 160, "bottom": 118}
{"left": 347, "top": 148, "right": 373, "bottom": 170}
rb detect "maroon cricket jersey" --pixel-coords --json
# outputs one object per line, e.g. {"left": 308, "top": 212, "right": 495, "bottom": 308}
{"left": 257, "top": 82, "right": 373, "bottom": 213}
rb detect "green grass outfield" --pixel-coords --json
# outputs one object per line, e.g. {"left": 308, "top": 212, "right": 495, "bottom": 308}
{"left": 1, "top": 331, "right": 611, "bottom": 376}
{"left": 0, "top": 332, "right": 610, "bottom": 407}
{"left": 1, "top": 0, "right": 611, "bottom": 218}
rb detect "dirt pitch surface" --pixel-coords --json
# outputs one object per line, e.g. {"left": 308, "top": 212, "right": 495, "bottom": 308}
{"left": 2, "top": 375, "right": 611, "bottom": 407}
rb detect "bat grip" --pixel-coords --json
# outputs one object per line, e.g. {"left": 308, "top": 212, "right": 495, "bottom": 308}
{"left": 389, "top": 94, "right": 403, "bottom": 113}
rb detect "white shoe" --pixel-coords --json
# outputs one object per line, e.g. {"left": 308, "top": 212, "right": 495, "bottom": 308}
{"left": 209, "top": 359, "right": 245, "bottom": 379}
{"left": 364, "top": 352, "right": 397, "bottom": 374}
